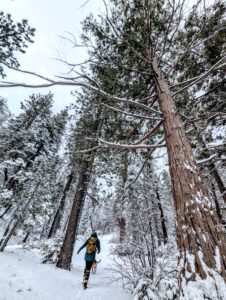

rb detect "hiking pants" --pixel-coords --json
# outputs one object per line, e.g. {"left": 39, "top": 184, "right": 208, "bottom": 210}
{"left": 83, "top": 261, "right": 93, "bottom": 283}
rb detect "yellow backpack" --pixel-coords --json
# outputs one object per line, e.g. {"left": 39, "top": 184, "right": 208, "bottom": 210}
{"left": 86, "top": 237, "right": 97, "bottom": 254}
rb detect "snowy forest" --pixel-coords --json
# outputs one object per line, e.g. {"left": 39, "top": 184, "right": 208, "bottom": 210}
{"left": 0, "top": 0, "right": 226, "bottom": 299}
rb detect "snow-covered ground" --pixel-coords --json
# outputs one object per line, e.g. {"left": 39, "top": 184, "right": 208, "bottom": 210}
{"left": 0, "top": 234, "right": 132, "bottom": 300}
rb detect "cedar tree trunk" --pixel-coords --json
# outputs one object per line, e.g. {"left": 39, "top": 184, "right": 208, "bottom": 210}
{"left": 152, "top": 57, "right": 226, "bottom": 289}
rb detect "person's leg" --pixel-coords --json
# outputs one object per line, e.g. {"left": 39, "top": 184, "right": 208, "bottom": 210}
{"left": 91, "top": 260, "right": 97, "bottom": 274}
{"left": 83, "top": 261, "right": 93, "bottom": 288}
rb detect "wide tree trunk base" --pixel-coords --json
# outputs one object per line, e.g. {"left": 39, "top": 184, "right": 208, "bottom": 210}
{"left": 180, "top": 265, "right": 226, "bottom": 300}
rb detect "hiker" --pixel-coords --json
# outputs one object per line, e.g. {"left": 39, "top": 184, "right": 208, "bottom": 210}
{"left": 77, "top": 231, "right": 101, "bottom": 289}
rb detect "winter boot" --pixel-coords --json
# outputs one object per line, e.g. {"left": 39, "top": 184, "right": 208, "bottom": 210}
{"left": 83, "top": 282, "right": 87, "bottom": 289}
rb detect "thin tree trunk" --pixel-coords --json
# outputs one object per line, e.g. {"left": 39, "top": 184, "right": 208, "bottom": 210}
{"left": 117, "top": 151, "right": 128, "bottom": 243}
{"left": 0, "top": 218, "right": 20, "bottom": 251}
{"left": 152, "top": 56, "right": 226, "bottom": 288}
{"left": 0, "top": 204, "right": 12, "bottom": 218}
{"left": 118, "top": 217, "right": 126, "bottom": 243}
{"left": 22, "top": 231, "right": 30, "bottom": 243}
{"left": 48, "top": 172, "right": 74, "bottom": 238}
{"left": 156, "top": 187, "right": 168, "bottom": 244}
{"left": 89, "top": 216, "right": 94, "bottom": 231}
{"left": 56, "top": 162, "right": 91, "bottom": 270}
{"left": 210, "top": 164, "right": 226, "bottom": 204}
{"left": 210, "top": 182, "right": 223, "bottom": 222}
{"left": 0, "top": 182, "right": 41, "bottom": 251}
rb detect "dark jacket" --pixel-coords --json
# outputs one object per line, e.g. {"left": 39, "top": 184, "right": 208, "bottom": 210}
{"left": 77, "top": 232, "right": 101, "bottom": 262}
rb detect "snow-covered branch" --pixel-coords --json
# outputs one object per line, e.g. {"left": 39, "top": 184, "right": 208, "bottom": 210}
{"left": 0, "top": 65, "right": 161, "bottom": 114}
{"left": 103, "top": 104, "right": 163, "bottom": 121}
{"left": 99, "top": 138, "right": 166, "bottom": 149}
{"left": 196, "top": 154, "right": 217, "bottom": 165}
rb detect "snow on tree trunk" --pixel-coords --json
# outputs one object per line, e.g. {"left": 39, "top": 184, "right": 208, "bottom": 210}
{"left": 152, "top": 56, "right": 226, "bottom": 297}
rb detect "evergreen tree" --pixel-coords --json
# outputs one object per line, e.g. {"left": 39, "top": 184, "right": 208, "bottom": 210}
{"left": 0, "top": 93, "right": 68, "bottom": 251}
{"left": 0, "top": 11, "right": 35, "bottom": 77}
{"left": 80, "top": 0, "right": 226, "bottom": 297}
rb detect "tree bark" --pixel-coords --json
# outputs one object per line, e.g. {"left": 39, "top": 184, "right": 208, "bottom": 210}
{"left": 56, "top": 162, "right": 91, "bottom": 270}
{"left": 48, "top": 172, "right": 74, "bottom": 238}
{"left": 152, "top": 56, "right": 226, "bottom": 288}
{"left": 0, "top": 204, "right": 12, "bottom": 219}
{"left": 118, "top": 217, "right": 126, "bottom": 243}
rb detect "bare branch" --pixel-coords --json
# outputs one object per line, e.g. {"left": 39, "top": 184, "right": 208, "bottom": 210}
{"left": 87, "top": 193, "right": 99, "bottom": 204}
{"left": 125, "top": 137, "right": 165, "bottom": 189}
{"left": 74, "top": 145, "right": 100, "bottom": 154}
{"left": 57, "top": 32, "right": 93, "bottom": 48}
{"left": 77, "top": 0, "right": 90, "bottom": 9}
{"left": 131, "top": 120, "right": 163, "bottom": 145}
{"left": 192, "top": 112, "right": 226, "bottom": 123}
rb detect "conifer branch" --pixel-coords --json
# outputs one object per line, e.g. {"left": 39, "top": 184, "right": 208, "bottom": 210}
{"left": 172, "top": 56, "right": 226, "bottom": 96}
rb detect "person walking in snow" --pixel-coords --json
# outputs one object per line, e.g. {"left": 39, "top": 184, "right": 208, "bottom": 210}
{"left": 77, "top": 231, "right": 101, "bottom": 289}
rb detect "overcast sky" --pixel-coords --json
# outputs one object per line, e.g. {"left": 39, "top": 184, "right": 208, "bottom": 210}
{"left": 1, "top": 0, "right": 215, "bottom": 115}
{"left": 1, "top": 0, "right": 104, "bottom": 115}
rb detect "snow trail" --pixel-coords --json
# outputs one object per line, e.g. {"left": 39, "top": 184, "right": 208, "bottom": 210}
{"left": 0, "top": 234, "right": 132, "bottom": 300}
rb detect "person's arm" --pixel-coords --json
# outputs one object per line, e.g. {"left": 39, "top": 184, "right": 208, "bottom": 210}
{"left": 96, "top": 239, "right": 101, "bottom": 253}
{"left": 77, "top": 239, "right": 88, "bottom": 254}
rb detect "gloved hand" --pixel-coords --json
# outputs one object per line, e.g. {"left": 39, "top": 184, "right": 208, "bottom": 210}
{"left": 97, "top": 250, "right": 100, "bottom": 254}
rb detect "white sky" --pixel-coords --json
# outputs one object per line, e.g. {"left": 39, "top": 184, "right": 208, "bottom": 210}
{"left": 1, "top": 0, "right": 104, "bottom": 115}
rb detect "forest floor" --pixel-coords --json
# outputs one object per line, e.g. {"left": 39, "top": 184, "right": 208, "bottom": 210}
{"left": 0, "top": 234, "right": 132, "bottom": 300}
